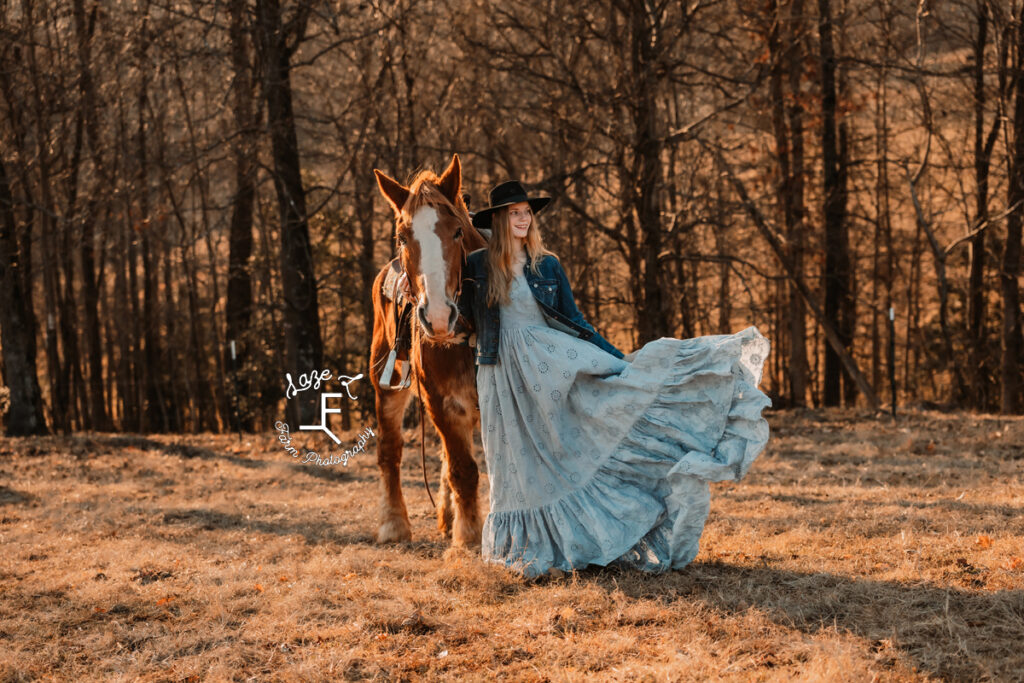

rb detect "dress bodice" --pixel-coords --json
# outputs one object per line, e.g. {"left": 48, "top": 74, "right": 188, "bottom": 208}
{"left": 499, "top": 271, "right": 548, "bottom": 328}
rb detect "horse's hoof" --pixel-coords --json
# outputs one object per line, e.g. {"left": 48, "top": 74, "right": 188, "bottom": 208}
{"left": 451, "top": 520, "right": 482, "bottom": 549}
{"left": 451, "top": 536, "right": 481, "bottom": 551}
{"left": 377, "top": 517, "right": 412, "bottom": 543}
{"left": 437, "top": 510, "right": 454, "bottom": 538}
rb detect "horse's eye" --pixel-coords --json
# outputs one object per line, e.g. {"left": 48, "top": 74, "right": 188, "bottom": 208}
{"left": 454, "top": 227, "right": 463, "bottom": 240}
{"left": 397, "top": 234, "right": 407, "bottom": 246}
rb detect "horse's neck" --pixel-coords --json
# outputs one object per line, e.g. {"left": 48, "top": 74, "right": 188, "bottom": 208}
{"left": 466, "top": 224, "right": 489, "bottom": 251}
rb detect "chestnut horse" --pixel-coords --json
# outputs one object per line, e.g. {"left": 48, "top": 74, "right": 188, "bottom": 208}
{"left": 369, "top": 154, "right": 489, "bottom": 547}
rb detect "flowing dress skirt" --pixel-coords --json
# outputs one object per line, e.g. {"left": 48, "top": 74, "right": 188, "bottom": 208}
{"left": 476, "top": 271, "right": 771, "bottom": 577}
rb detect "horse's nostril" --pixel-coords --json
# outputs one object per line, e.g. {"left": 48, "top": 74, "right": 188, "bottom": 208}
{"left": 418, "top": 305, "right": 433, "bottom": 336}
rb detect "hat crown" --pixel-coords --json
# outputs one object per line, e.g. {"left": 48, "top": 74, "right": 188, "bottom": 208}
{"left": 489, "top": 180, "right": 530, "bottom": 207}
{"left": 470, "top": 179, "right": 551, "bottom": 229}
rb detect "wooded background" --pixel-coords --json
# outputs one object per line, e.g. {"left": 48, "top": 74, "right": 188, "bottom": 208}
{"left": 1, "top": 0, "right": 1023, "bottom": 436}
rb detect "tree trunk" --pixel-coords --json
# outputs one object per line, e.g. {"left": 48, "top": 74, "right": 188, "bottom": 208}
{"left": 256, "top": 0, "right": 323, "bottom": 426}
{"left": 714, "top": 178, "right": 732, "bottom": 335}
{"left": 225, "top": 0, "right": 258, "bottom": 432}
{"left": 137, "top": 9, "right": 166, "bottom": 433}
{"left": 1002, "top": 5, "right": 1024, "bottom": 414}
{"left": 162, "top": 232, "right": 183, "bottom": 432}
{"left": 770, "top": 0, "right": 810, "bottom": 406}
{"left": 0, "top": 157, "right": 47, "bottom": 435}
{"left": 872, "top": 1, "right": 895, "bottom": 408}
{"left": 819, "top": 0, "right": 851, "bottom": 406}
{"left": 630, "top": 0, "right": 667, "bottom": 344}
{"left": 837, "top": 10, "right": 857, "bottom": 407}
{"left": 72, "top": 0, "right": 112, "bottom": 431}
{"left": 23, "top": 12, "right": 66, "bottom": 432}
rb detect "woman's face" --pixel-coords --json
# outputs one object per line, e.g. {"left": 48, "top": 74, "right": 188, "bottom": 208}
{"left": 506, "top": 202, "right": 532, "bottom": 241}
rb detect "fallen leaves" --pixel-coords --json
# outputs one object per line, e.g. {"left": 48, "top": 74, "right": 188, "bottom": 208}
{"left": 1002, "top": 556, "right": 1023, "bottom": 571}
{"left": 976, "top": 535, "right": 993, "bottom": 549}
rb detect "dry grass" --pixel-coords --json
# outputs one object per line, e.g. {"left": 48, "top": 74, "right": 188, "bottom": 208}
{"left": 0, "top": 408, "right": 1022, "bottom": 682}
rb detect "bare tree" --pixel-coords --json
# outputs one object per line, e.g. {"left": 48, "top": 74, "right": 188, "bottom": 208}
{"left": 1001, "top": 1, "right": 1024, "bottom": 414}
{"left": 0, "top": 156, "right": 47, "bottom": 435}
{"left": 255, "top": 0, "right": 323, "bottom": 426}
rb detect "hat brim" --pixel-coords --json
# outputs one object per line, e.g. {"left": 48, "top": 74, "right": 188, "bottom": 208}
{"left": 471, "top": 197, "right": 551, "bottom": 228}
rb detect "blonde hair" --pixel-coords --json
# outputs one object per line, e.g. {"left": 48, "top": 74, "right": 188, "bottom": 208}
{"left": 485, "top": 205, "right": 556, "bottom": 307}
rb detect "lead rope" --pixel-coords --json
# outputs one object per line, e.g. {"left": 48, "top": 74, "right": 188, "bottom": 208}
{"left": 411, "top": 316, "right": 436, "bottom": 510}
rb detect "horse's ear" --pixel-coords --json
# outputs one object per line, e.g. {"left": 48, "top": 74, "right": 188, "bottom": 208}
{"left": 437, "top": 154, "right": 462, "bottom": 205}
{"left": 374, "top": 169, "right": 410, "bottom": 215}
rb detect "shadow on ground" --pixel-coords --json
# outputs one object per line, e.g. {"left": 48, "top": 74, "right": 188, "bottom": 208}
{"left": 569, "top": 561, "right": 1023, "bottom": 680}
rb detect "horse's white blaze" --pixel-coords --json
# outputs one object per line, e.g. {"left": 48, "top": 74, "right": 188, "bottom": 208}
{"left": 411, "top": 206, "right": 451, "bottom": 333}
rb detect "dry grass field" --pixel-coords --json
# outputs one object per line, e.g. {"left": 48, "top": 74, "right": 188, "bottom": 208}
{"left": 1, "top": 408, "right": 1022, "bottom": 682}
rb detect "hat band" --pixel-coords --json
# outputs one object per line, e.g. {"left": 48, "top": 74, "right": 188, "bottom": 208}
{"left": 490, "top": 192, "right": 531, "bottom": 207}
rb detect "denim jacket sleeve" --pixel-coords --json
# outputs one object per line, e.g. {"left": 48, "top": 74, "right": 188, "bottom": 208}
{"left": 551, "top": 257, "right": 625, "bottom": 359}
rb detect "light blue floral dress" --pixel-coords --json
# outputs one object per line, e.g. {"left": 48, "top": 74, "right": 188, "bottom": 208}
{"left": 476, "top": 269, "right": 772, "bottom": 578}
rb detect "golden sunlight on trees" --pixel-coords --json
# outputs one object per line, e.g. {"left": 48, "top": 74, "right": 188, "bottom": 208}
{"left": 2, "top": 0, "right": 1024, "bottom": 435}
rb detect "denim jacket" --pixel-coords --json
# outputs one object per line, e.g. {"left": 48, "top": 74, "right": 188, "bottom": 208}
{"left": 458, "top": 247, "right": 624, "bottom": 365}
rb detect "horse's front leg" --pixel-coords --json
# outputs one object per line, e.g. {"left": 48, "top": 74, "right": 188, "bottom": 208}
{"left": 373, "top": 381, "right": 414, "bottom": 543}
{"left": 438, "top": 452, "right": 454, "bottom": 538}
{"left": 423, "top": 385, "right": 482, "bottom": 549}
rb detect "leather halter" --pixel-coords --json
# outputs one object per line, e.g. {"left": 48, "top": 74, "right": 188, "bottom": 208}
{"left": 380, "top": 225, "right": 473, "bottom": 511}
{"left": 382, "top": 231, "right": 473, "bottom": 345}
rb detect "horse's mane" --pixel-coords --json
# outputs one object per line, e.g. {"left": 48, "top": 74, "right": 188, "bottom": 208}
{"left": 402, "top": 170, "right": 472, "bottom": 231}
{"left": 399, "top": 169, "right": 483, "bottom": 268}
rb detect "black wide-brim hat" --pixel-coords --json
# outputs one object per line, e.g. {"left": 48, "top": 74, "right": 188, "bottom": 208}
{"left": 470, "top": 180, "right": 551, "bottom": 229}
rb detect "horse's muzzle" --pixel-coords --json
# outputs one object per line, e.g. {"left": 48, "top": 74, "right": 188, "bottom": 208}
{"left": 417, "top": 300, "right": 460, "bottom": 340}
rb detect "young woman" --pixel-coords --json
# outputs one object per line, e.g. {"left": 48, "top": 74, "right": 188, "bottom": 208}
{"left": 459, "top": 180, "right": 771, "bottom": 579}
